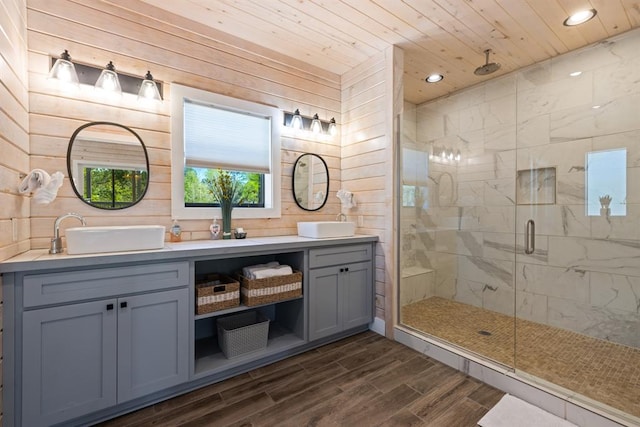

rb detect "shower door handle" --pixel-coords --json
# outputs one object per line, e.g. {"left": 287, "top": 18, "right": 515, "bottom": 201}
{"left": 524, "top": 219, "right": 535, "bottom": 254}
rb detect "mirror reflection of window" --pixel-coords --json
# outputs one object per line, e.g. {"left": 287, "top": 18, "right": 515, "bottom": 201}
{"left": 402, "top": 148, "right": 429, "bottom": 208}
{"left": 586, "top": 148, "right": 627, "bottom": 216}
{"left": 82, "top": 167, "right": 148, "bottom": 209}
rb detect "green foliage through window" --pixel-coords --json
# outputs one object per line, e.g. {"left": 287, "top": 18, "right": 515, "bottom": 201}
{"left": 184, "top": 167, "right": 264, "bottom": 207}
{"left": 83, "top": 168, "right": 148, "bottom": 209}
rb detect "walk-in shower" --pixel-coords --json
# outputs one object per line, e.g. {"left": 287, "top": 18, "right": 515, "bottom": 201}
{"left": 398, "top": 28, "right": 640, "bottom": 425}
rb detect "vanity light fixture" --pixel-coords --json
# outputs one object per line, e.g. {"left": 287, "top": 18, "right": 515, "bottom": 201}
{"left": 48, "top": 50, "right": 80, "bottom": 87}
{"left": 425, "top": 73, "right": 444, "bottom": 83}
{"left": 138, "top": 71, "right": 162, "bottom": 101}
{"left": 48, "top": 50, "right": 164, "bottom": 102}
{"left": 569, "top": 71, "right": 583, "bottom": 77}
{"left": 284, "top": 110, "right": 337, "bottom": 137}
{"left": 563, "top": 9, "right": 597, "bottom": 26}
{"left": 95, "top": 61, "right": 122, "bottom": 94}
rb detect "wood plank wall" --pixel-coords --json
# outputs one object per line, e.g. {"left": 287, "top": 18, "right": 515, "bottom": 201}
{"left": 1, "top": 0, "right": 30, "bottom": 420}
{"left": 26, "top": 0, "right": 342, "bottom": 248}
{"left": 341, "top": 47, "right": 396, "bottom": 330}
{"left": 0, "top": 0, "right": 30, "bottom": 261}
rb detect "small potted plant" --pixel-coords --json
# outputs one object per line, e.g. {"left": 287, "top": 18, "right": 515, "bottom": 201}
{"left": 209, "top": 169, "right": 244, "bottom": 239}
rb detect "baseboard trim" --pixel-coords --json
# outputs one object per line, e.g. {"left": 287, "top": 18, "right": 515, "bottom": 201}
{"left": 369, "top": 317, "right": 385, "bottom": 336}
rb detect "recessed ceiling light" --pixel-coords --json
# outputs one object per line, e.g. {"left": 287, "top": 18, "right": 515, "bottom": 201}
{"left": 425, "top": 74, "right": 444, "bottom": 83}
{"left": 569, "top": 71, "right": 582, "bottom": 77}
{"left": 592, "top": 105, "right": 601, "bottom": 109}
{"left": 563, "top": 9, "right": 597, "bottom": 26}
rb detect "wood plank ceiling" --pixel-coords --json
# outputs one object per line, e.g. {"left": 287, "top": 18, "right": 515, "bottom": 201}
{"left": 138, "top": 0, "right": 640, "bottom": 105}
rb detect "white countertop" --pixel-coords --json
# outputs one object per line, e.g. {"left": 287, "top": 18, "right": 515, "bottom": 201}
{"left": 0, "top": 234, "right": 378, "bottom": 273}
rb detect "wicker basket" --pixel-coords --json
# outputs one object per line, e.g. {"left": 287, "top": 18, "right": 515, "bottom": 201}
{"left": 217, "top": 311, "right": 270, "bottom": 358}
{"left": 195, "top": 274, "right": 240, "bottom": 315}
{"left": 237, "top": 270, "right": 303, "bottom": 306}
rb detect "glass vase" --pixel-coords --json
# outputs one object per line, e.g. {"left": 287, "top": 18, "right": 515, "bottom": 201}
{"left": 220, "top": 200, "right": 233, "bottom": 239}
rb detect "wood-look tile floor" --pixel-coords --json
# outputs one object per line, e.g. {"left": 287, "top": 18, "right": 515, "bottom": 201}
{"left": 97, "top": 331, "right": 504, "bottom": 426}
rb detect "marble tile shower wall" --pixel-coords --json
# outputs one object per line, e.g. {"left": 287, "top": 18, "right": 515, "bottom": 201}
{"left": 411, "top": 28, "right": 640, "bottom": 348}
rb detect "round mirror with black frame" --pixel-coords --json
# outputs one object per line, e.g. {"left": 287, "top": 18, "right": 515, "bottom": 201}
{"left": 292, "top": 153, "right": 329, "bottom": 211}
{"left": 67, "top": 121, "right": 150, "bottom": 210}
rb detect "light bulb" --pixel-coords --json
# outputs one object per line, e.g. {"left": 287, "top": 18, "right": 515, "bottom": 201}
{"left": 137, "top": 71, "right": 162, "bottom": 101}
{"left": 328, "top": 117, "right": 337, "bottom": 136}
{"left": 291, "top": 109, "right": 303, "bottom": 129}
{"left": 95, "top": 61, "right": 122, "bottom": 94}
{"left": 48, "top": 50, "right": 79, "bottom": 89}
{"left": 310, "top": 113, "right": 322, "bottom": 134}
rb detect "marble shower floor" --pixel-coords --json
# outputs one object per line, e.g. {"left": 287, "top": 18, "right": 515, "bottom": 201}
{"left": 401, "top": 297, "right": 640, "bottom": 420}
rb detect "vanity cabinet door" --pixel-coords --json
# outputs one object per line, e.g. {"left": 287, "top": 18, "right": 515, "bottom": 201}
{"left": 117, "top": 288, "right": 189, "bottom": 402}
{"left": 342, "top": 261, "right": 373, "bottom": 331}
{"left": 308, "top": 265, "right": 343, "bottom": 341}
{"left": 22, "top": 300, "right": 118, "bottom": 427}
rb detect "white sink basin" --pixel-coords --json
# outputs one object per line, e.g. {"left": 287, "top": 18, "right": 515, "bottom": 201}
{"left": 297, "top": 221, "right": 355, "bottom": 238}
{"left": 65, "top": 225, "right": 165, "bottom": 255}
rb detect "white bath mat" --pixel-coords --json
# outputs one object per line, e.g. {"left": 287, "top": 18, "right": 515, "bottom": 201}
{"left": 478, "top": 394, "right": 578, "bottom": 427}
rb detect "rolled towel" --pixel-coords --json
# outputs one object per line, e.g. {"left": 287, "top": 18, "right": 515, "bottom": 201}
{"left": 253, "top": 265, "right": 293, "bottom": 279}
{"left": 33, "top": 171, "right": 64, "bottom": 205}
{"left": 19, "top": 169, "right": 51, "bottom": 194}
{"left": 242, "top": 261, "right": 279, "bottom": 279}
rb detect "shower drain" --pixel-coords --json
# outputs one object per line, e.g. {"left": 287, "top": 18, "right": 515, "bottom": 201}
{"left": 478, "top": 330, "right": 492, "bottom": 336}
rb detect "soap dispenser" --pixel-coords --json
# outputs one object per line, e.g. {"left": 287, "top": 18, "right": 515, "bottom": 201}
{"left": 210, "top": 217, "right": 220, "bottom": 239}
{"left": 170, "top": 219, "right": 182, "bottom": 242}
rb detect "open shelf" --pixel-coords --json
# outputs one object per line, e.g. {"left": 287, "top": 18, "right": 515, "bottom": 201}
{"left": 193, "top": 323, "right": 305, "bottom": 377}
{"left": 194, "top": 295, "right": 304, "bottom": 321}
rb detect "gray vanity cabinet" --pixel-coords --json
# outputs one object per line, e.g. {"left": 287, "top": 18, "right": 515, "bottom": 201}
{"left": 308, "top": 244, "right": 373, "bottom": 341}
{"left": 18, "top": 262, "right": 190, "bottom": 427}
{"left": 1, "top": 237, "right": 378, "bottom": 426}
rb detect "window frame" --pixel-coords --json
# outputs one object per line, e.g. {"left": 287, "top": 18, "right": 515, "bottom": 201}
{"left": 171, "top": 84, "right": 281, "bottom": 220}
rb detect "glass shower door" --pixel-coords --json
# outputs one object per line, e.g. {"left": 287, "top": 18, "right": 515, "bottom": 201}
{"left": 514, "top": 32, "right": 640, "bottom": 422}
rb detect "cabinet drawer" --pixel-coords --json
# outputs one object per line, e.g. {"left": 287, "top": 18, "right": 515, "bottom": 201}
{"left": 23, "top": 262, "right": 190, "bottom": 308}
{"left": 309, "top": 244, "right": 372, "bottom": 268}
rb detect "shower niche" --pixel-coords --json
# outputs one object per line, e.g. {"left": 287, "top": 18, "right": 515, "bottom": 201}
{"left": 516, "top": 167, "right": 556, "bottom": 205}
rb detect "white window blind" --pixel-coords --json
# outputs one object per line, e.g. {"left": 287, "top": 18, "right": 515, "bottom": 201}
{"left": 184, "top": 99, "right": 271, "bottom": 173}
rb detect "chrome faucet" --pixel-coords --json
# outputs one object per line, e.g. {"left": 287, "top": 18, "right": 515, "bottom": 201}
{"left": 50, "top": 213, "right": 86, "bottom": 254}
{"left": 336, "top": 213, "right": 347, "bottom": 222}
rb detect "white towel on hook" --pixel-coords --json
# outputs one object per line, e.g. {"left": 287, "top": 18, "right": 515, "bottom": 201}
{"left": 33, "top": 171, "right": 64, "bottom": 205}
{"left": 18, "top": 169, "right": 51, "bottom": 194}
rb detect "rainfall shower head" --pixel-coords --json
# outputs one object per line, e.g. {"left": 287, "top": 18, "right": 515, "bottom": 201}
{"left": 474, "top": 49, "right": 501, "bottom": 76}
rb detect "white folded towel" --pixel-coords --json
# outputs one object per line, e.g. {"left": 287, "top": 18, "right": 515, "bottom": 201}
{"left": 253, "top": 265, "right": 293, "bottom": 279}
{"left": 242, "top": 261, "right": 280, "bottom": 279}
{"left": 19, "top": 169, "right": 51, "bottom": 194}
{"left": 33, "top": 171, "right": 64, "bottom": 205}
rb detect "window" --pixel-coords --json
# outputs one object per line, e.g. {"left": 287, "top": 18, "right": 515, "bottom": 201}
{"left": 586, "top": 149, "right": 626, "bottom": 216}
{"left": 171, "top": 84, "right": 281, "bottom": 219}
